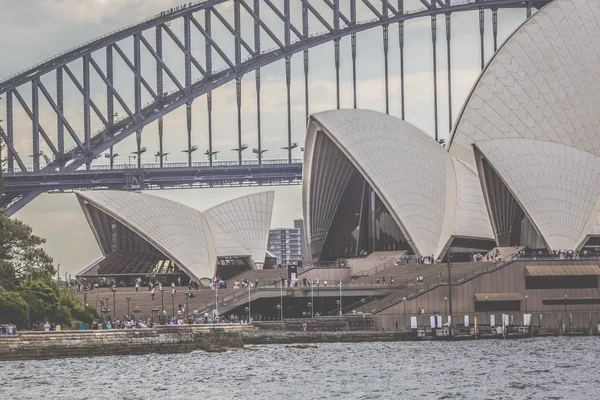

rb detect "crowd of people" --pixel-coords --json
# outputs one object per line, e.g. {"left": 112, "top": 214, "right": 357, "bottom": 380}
{"left": 0, "top": 324, "right": 16, "bottom": 335}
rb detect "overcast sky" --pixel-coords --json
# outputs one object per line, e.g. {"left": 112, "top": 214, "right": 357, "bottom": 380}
{"left": 0, "top": 0, "right": 531, "bottom": 276}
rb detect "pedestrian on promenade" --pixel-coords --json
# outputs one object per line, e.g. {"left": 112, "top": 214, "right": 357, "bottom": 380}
{"left": 151, "top": 288, "right": 155, "bottom": 300}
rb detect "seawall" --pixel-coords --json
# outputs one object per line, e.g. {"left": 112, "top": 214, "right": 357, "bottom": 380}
{"left": 1, "top": 324, "right": 597, "bottom": 361}
{"left": 0, "top": 325, "right": 248, "bottom": 361}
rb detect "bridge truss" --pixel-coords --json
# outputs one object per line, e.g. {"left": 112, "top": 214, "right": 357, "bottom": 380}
{"left": 0, "top": 0, "right": 550, "bottom": 215}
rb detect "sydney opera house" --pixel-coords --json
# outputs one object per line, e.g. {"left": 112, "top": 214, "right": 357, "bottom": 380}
{"left": 76, "top": 191, "right": 275, "bottom": 285}
{"left": 303, "top": 0, "right": 600, "bottom": 264}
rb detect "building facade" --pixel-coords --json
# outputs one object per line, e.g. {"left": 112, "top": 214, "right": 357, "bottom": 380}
{"left": 268, "top": 228, "right": 303, "bottom": 267}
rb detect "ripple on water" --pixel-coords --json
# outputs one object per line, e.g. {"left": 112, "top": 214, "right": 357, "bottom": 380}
{"left": 0, "top": 337, "right": 599, "bottom": 399}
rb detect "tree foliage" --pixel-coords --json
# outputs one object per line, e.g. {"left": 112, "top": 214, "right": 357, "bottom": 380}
{"left": 0, "top": 173, "right": 98, "bottom": 328}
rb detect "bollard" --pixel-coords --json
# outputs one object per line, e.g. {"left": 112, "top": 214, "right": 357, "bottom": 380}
{"left": 558, "top": 313, "right": 563, "bottom": 336}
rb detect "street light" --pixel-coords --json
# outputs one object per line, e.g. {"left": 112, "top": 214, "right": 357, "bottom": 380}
{"left": 403, "top": 297, "right": 407, "bottom": 328}
{"left": 245, "top": 306, "right": 250, "bottom": 323}
{"left": 310, "top": 279, "right": 314, "bottom": 317}
{"left": 111, "top": 287, "right": 117, "bottom": 319}
{"left": 277, "top": 304, "right": 281, "bottom": 321}
{"left": 444, "top": 297, "right": 448, "bottom": 316}
{"left": 525, "top": 295, "right": 528, "bottom": 314}
{"left": 126, "top": 296, "right": 131, "bottom": 319}
{"left": 338, "top": 279, "right": 343, "bottom": 316}
{"left": 280, "top": 282, "right": 283, "bottom": 320}
{"left": 185, "top": 292, "right": 190, "bottom": 319}
{"left": 25, "top": 288, "right": 32, "bottom": 330}
{"left": 564, "top": 294, "right": 568, "bottom": 332}
{"left": 485, "top": 295, "right": 489, "bottom": 324}
{"left": 361, "top": 298, "right": 365, "bottom": 314}
{"left": 308, "top": 302, "right": 312, "bottom": 318}
{"left": 171, "top": 292, "right": 176, "bottom": 320}
{"left": 160, "top": 289, "right": 165, "bottom": 322}
{"left": 336, "top": 300, "right": 341, "bottom": 316}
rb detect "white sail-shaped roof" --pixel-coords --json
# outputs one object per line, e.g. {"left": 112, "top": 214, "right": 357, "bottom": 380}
{"left": 448, "top": 0, "right": 600, "bottom": 166}
{"left": 204, "top": 191, "right": 275, "bottom": 268}
{"left": 76, "top": 190, "right": 275, "bottom": 281}
{"left": 303, "top": 109, "right": 494, "bottom": 259}
{"left": 76, "top": 191, "right": 217, "bottom": 282}
{"left": 447, "top": 0, "right": 600, "bottom": 250}
{"left": 475, "top": 138, "right": 600, "bottom": 250}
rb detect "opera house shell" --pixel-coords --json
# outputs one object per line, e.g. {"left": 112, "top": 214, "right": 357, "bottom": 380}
{"left": 304, "top": 0, "right": 600, "bottom": 261}
{"left": 76, "top": 190, "right": 275, "bottom": 285}
{"left": 449, "top": 0, "right": 600, "bottom": 252}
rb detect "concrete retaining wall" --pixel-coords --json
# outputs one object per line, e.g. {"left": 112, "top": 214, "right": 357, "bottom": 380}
{"left": 0, "top": 325, "right": 249, "bottom": 361}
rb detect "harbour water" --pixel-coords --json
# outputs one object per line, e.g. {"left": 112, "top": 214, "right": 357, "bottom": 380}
{"left": 1, "top": 337, "right": 598, "bottom": 399}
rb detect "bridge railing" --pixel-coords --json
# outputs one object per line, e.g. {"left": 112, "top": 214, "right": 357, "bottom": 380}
{"left": 3, "top": 158, "right": 304, "bottom": 175}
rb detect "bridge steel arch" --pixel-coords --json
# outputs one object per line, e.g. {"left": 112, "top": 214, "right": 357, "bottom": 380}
{"left": 0, "top": 0, "right": 549, "bottom": 215}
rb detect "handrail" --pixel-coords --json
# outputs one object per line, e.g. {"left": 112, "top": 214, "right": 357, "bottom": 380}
{"left": 353, "top": 258, "right": 396, "bottom": 278}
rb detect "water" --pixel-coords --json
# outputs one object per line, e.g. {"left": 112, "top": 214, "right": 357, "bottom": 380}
{"left": 1, "top": 337, "right": 598, "bottom": 399}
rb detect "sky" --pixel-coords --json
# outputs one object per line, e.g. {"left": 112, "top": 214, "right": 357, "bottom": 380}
{"left": 0, "top": 0, "right": 531, "bottom": 276}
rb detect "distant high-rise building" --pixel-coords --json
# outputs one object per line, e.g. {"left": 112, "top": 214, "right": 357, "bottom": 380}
{"left": 268, "top": 227, "right": 302, "bottom": 267}
{"left": 294, "top": 218, "right": 307, "bottom": 264}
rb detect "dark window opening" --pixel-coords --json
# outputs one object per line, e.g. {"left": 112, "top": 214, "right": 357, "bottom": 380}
{"left": 475, "top": 300, "right": 521, "bottom": 312}
{"left": 479, "top": 155, "right": 545, "bottom": 249}
{"left": 543, "top": 298, "right": 600, "bottom": 306}
{"left": 525, "top": 276, "right": 598, "bottom": 289}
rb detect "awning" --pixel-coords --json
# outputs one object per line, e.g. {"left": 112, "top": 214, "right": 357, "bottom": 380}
{"left": 525, "top": 265, "right": 600, "bottom": 277}
{"left": 474, "top": 293, "right": 523, "bottom": 302}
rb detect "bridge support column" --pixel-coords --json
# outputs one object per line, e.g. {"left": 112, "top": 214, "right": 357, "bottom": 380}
{"left": 285, "top": 57, "right": 292, "bottom": 163}
{"left": 383, "top": 23, "right": 390, "bottom": 115}
{"left": 31, "top": 79, "right": 40, "bottom": 172}
{"left": 186, "top": 103, "right": 193, "bottom": 167}
{"left": 255, "top": 0, "right": 263, "bottom": 164}
{"left": 479, "top": 8, "right": 485, "bottom": 70}
{"left": 351, "top": 0, "right": 357, "bottom": 109}
{"left": 206, "top": 8, "right": 214, "bottom": 167}
{"left": 398, "top": 0, "right": 405, "bottom": 120}
{"left": 56, "top": 68, "right": 64, "bottom": 163}
{"left": 492, "top": 9, "right": 498, "bottom": 53}
{"left": 236, "top": 78, "right": 243, "bottom": 165}
{"left": 431, "top": 14, "right": 439, "bottom": 142}
{"left": 446, "top": 13, "right": 452, "bottom": 133}
{"left": 334, "top": 0, "right": 340, "bottom": 110}
{"left": 6, "top": 91, "right": 13, "bottom": 173}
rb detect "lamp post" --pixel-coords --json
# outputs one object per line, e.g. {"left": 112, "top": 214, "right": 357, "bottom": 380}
{"left": 444, "top": 296, "right": 448, "bottom": 317}
{"left": 185, "top": 292, "right": 190, "bottom": 319}
{"left": 308, "top": 302, "right": 312, "bottom": 318}
{"left": 339, "top": 279, "right": 343, "bottom": 316}
{"left": 160, "top": 289, "right": 165, "bottom": 320}
{"left": 485, "top": 295, "right": 489, "bottom": 325}
{"left": 171, "top": 292, "right": 175, "bottom": 320}
{"left": 403, "top": 297, "right": 407, "bottom": 328}
{"left": 126, "top": 296, "right": 131, "bottom": 319}
{"left": 446, "top": 247, "right": 454, "bottom": 335}
{"left": 361, "top": 298, "right": 365, "bottom": 314}
{"left": 564, "top": 294, "right": 568, "bottom": 332}
{"left": 277, "top": 304, "right": 281, "bottom": 321}
{"left": 336, "top": 300, "right": 341, "bottom": 316}
{"left": 215, "top": 283, "right": 219, "bottom": 317}
{"left": 311, "top": 280, "right": 314, "bottom": 317}
{"left": 280, "top": 282, "right": 283, "bottom": 320}
{"left": 152, "top": 306, "right": 159, "bottom": 323}
{"left": 245, "top": 306, "right": 250, "bottom": 323}
{"left": 248, "top": 284, "right": 251, "bottom": 322}
{"left": 26, "top": 289, "right": 32, "bottom": 330}
{"left": 111, "top": 287, "right": 117, "bottom": 319}
{"left": 525, "top": 295, "right": 528, "bottom": 314}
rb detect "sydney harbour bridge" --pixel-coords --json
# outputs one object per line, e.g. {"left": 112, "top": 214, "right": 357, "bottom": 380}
{"left": 0, "top": 0, "right": 550, "bottom": 216}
